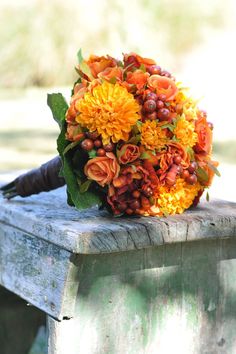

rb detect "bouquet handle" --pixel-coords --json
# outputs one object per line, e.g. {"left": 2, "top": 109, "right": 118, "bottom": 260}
{"left": 0, "top": 156, "right": 65, "bottom": 199}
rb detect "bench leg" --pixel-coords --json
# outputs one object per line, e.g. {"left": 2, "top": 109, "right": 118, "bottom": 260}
{"left": 47, "top": 316, "right": 78, "bottom": 354}
{"left": 0, "top": 286, "right": 46, "bottom": 354}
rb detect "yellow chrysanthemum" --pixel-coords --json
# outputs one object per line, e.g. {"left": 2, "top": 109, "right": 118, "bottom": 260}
{"left": 172, "top": 87, "right": 198, "bottom": 121}
{"left": 157, "top": 178, "right": 203, "bottom": 215}
{"left": 141, "top": 120, "right": 168, "bottom": 151}
{"left": 173, "top": 116, "right": 197, "bottom": 147}
{"left": 75, "top": 81, "right": 140, "bottom": 144}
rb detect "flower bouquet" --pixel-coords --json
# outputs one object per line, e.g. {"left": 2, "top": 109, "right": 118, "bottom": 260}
{"left": 1, "top": 50, "right": 220, "bottom": 217}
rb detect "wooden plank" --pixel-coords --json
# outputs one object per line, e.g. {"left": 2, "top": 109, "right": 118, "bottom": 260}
{"left": 0, "top": 223, "right": 79, "bottom": 319}
{"left": 0, "top": 188, "right": 236, "bottom": 254}
{"left": 47, "top": 237, "right": 236, "bottom": 354}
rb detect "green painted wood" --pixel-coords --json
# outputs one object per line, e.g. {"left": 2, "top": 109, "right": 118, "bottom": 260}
{"left": 49, "top": 238, "right": 236, "bottom": 354}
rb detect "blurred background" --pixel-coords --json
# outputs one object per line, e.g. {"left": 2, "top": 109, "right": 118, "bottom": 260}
{"left": 0, "top": 0, "right": 235, "bottom": 201}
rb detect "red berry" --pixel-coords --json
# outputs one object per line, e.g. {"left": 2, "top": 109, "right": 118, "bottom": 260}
{"left": 144, "top": 99, "right": 156, "bottom": 113}
{"left": 186, "top": 174, "right": 197, "bottom": 185}
{"left": 94, "top": 139, "right": 102, "bottom": 148}
{"left": 188, "top": 162, "right": 198, "bottom": 174}
{"left": 86, "top": 131, "right": 99, "bottom": 140}
{"left": 146, "top": 112, "right": 157, "bottom": 121}
{"left": 145, "top": 92, "right": 158, "bottom": 101}
{"left": 104, "top": 142, "right": 115, "bottom": 152}
{"left": 143, "top": 187, "right": 153, "bottom": 197}
{"left": 117, "top": 202, "right": 128, "bottom": 212}
{"left": 157, "top": 108, "right": 170, "bottom": 121}
{"left": 148, "top": 65, "right": 162, "bottom": 75}
{"left": 158, "top": 93, "right": 167, "bottom": 101}
{"left": 181, "top": 170, "right": 190, "bottom": 180}
{"left": 129, "top": 200, "right": 141, "bottom": 210}
{"left": 132, "top": 190, "right": 141, "bottom": 199}
{"left": 81, "top": 139, "right": 94, "bottom": 151}
{"left": 174, "top": 155, "right": 182, "bottom": 165}
{"left": 156, "top": 100, "right": 164, "bottom": 109}
{"left": 126, "top": 208, "right": 134, "bottom": 215}
{"left": 97, "top": 148, "right": 106, "bottom": 156}
{"left": 161, "top": 70, "right": 171, "bottom": 78}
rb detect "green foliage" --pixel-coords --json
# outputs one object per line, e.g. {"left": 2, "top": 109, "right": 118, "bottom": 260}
{"left": 47, "top": 93, "right": 101, "bottom": 209}
{"left": 47, "top": 93, "right": 68, "bottom": 129}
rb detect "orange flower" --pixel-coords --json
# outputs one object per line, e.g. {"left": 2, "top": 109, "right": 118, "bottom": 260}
{"left": 85, "top": 55, "right": 117, "bottom": 78}
{"left": 66, "top": 124, "right": 84, "bottom": 142}
{"left": 76, "top": 81, "right": 140, "bottom": 144}
{"left": 194, "top": 113, "right": 212, "bottom": 155}
{"left": 141, "top": 120, "right": 168, "bottom": 151}
{"left": 123, "top": 53, "right": 156, "bottom": 69}
{"left": 147, "top": 75, "right": 178, "bottom": 101}
{"left": 156, "top": 178, "right": 203, "bottom": 215}
{"left": 126, "top": 70, "right": 150, "bottom": 90}
{"left": 117, "top": 144, "right": 140, "bottom": 164}
{"left": 98, "top": 66, "right": 123, "bottom": 82}
{"left": 66, "top": 82, "right": 88, "bottom": 123}
{"left": 84, "top": 152, "right": 120, "bottom": 187}
{"left": 173, "top": 116, "right": 198, "bottom": 147}
{"left": 157, "top": 142, "right": 190, "bottom": 179}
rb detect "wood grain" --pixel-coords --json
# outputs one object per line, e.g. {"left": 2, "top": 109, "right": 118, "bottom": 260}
{"left": 0, "top": 187, "right": 235, "bottom": 254}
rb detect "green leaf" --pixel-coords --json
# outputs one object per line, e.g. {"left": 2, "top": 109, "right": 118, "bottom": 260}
{"left": 185, "top": 146, "right": 194, "bottom": 160}
{"left": 63, "top": 141, "right": 81, "bottom": 155}
{"left": 207, "top": 162, "right": 221, "bottom": 177}
{"left": 109, "top": 77, "right": 117, "bottom": 84}
{"left": 77, "top": 48, "right": 83, "bottom": 65}
{"left": 88, "top": 149, "right": 97, "bottom": 158}
{"left": 79, "top": 61, "right": 94, "bottom": 81}
{"left": 139, "top": 63, "right": 146, "bottom": 72}
{"left": 206, "top": 191, "right": 210, "bottom": 202}
{"left": 127, "top": 134, "right": 141, "bottom": 144}
{"left": 162, "top": 210, "right": 170, "bottom": 217}
{"left": 140, "top": 152, "right": 151, "bottom": 159}
{"left": 47, "top": 93, "right": 68, "bottom": 129}
{"left": 79, "top": 179, "right": 92, "bottom": 193}
{"left": 57, "top": 123, "right": 101, "bottom": 209}
{"left": 196, "top": 167, "right": 209, "bottom": 183}
{"left": 165, "top": 102, "right": 171, "bottom": 107}
{"left": 136, "top": 121, "right": 143, "bottom": 131}
{"left": 161, "top": 123, "right": 175, "bottom": 132}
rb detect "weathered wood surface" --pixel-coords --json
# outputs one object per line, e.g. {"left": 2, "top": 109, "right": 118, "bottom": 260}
{"left": 0, "top": 223, "right": 79, "bottom": 319}
{"left": 47, "top": 237, "right": 236, "bottom": 354}
{"left": 0, "top": 187, "right": 236, "bottom": 254}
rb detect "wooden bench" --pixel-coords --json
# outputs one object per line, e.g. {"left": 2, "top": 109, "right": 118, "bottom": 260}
{"left": 0, "top": 187, "right": 236, "bottom": 354}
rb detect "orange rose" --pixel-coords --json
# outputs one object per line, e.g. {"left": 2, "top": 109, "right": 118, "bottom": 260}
{"left": 126, "top": 70, "right": 150, "bottom": 90}
{"left": 147, "top": 75, "right": 178, "bottom": 101}
{"left": 194, "top": 114, "right": 212, "bottom": 155}
{"left": 84, "top": 152, "right": 120, "bottom": 187}
{"left": 98, "top": 66, "right": 123, "bottom": 82}
{"left": 85, "top": 55, "right": 117, "bottom": 78}
{"left": 123, "top": 53, "right": 156, "bottom": 69}
{"left": 117, "top": 144, "right": 140, "bottom": 164}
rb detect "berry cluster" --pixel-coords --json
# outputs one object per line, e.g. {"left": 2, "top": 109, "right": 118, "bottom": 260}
{"left": 80, "top": 132, "right": 115, "bottom": 156}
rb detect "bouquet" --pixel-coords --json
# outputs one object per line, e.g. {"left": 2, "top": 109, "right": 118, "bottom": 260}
{"left": 1, "top": 50, "right": 219, "bottom": 217}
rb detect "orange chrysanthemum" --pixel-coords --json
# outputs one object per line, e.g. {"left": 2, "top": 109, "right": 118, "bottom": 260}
{"left": 76, "top": 81, "right": 140, "bottom": 144}
{"left": 141, "top": 120, "right": 168, "bottom": 151}
{"left": 173, "top": 116, "right": 197, "bottom": 147}
{"left": 157, "top": 178, "right": 203, "bottom": 215}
